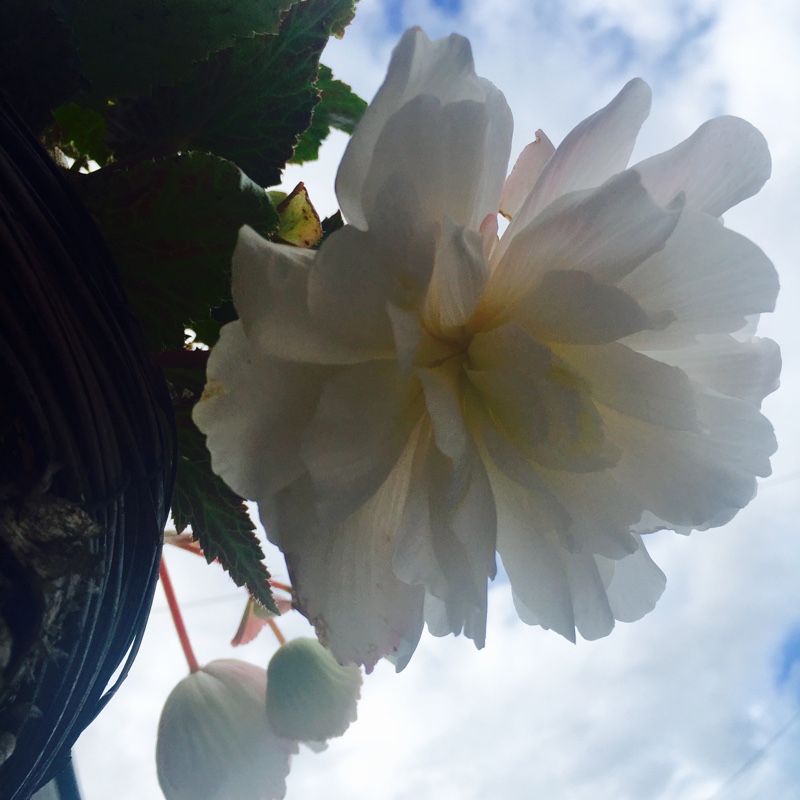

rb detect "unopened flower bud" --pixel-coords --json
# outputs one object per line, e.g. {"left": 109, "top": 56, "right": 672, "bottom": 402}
{"left": 156, "top": 659, "right": 297, "bottom": 800}
{"left": 266, "top": 638, "right": 361, "bottom": 742}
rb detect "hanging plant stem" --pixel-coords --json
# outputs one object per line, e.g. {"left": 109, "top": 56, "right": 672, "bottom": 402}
{"left": 159, "top": 558, "right": 200, "bottom": 673}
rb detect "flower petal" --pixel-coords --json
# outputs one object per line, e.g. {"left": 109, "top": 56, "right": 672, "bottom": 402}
{"left": 480, "top": 171, "right": 681, "bottom": 328}
{"left": 619, "top": 209, "right": 779, "bottom": 347}
{"left": 489, "top": 465, "right": 576, "bottom": 640}
{"left": 596, "top": 537, "right": 666, "bottom": 624}
{"left": 270, "top": 470, "right": 425, "bottom": 674}
{"left": 497, "top": 78, "right": 651, "bottom": 259}
{"left": 389, "top": 409, "right": 496, "bottom": 647}
{"left": 360, "top": 94, "right": 510, "bottom": 232}
{"left": 554, "top": 342, "right": 698, "bottom": 430}
{"left": 301, "top": 361, "right": 425, "bottom": 523}
{"left": 337, "top": 28, "right": 512, "bottom": 231}
{"left": 648, "top": 334, "right": 781, "bottom": 406}
{"left": 633, "top": 116, "right": 771, "bottom": 217}
{"left": 192, "top": 321, "right": 330, "bottom": 501}
{"left": 517, "top": 269, "right": 653, "bottom": 345}
{"left": 467, "top": 324, "right": 619, "bottom": 472}
{"left": 601, "top": 391, "right": 776, "bottom": 528}
{"left": 499, "top": 129, "right": 555, "bottom": 220}
{"left": 232, "top": 225, "right": 382, "bottom": 364}
{"left": 422, "top": 219, "right": 489, "bottom": 333}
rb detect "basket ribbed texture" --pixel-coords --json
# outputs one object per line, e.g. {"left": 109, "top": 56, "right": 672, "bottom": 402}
{"left": 0, "top": 95, "right": 174, "bottom": 799}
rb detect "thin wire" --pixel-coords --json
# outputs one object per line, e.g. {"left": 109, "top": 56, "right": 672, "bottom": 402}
{"left": 704, "top": 707, "right": 800, "bottom": 799}
{"left": 760, "top": 470, "right": 800, "bottom": 490}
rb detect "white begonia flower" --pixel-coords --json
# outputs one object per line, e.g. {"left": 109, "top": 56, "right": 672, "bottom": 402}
{"left": 156, "top": 660, "right": 297, "bottom": 800}
{"left": 193, "top": 29, "right": 779, "bottom": 672}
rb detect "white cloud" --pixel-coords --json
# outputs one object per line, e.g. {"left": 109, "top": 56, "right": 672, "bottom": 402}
{"left": 73, "top": 2, "right": 800, "bottom": 799}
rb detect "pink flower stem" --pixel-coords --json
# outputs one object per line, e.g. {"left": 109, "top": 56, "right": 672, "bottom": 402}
{"left": 269, "top": 580, "right": 293, "bottom": 594}
{"left": 160, "top": 558, "right": 201, "bottom": 673}
{"left": 267, "top": 618, "right": 287, "bottom": 646}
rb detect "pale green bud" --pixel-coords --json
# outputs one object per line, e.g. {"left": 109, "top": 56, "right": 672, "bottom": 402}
{"left": 266, "top": 638, "right": 361, "bottom": 742}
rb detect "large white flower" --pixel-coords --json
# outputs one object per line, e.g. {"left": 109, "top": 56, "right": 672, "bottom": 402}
{"left": 193, "top": 29, "right": 779, "bottom": 671}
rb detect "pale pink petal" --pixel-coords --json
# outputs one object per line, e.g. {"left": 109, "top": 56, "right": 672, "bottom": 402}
{"left": 192, "top": 322, "right": 330, "bottom": 501}
{"left": 337, "top": 29, "right": 512, "bottom": 231}
{"left": 301, "top": 361, "right": 425, "bottom": 524}
{"left": 233, "top": 226, "right": 384, "bottom": 364}
{"left": 478, "top": 213, "right": 498, "bottom": 260}
{"left": 633, "top": 116, "right": 771, "bottom": 217}
{"left": 499, "top": 130, "right": 555, "bottom": 220}
{"left": 496, "top": 78, "right": 651, "bottom": 261}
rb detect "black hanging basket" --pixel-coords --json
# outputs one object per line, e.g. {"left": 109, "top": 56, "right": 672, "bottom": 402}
{"left": 0, "top": 96, "right": 174, "bottom": 798}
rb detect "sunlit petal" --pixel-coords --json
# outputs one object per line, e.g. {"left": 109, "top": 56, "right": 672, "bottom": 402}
{"left": 633, "top": 115, "right": 771, "bottom": 217}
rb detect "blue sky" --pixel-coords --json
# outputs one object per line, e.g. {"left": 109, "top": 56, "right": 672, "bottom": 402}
{"left": 72, "top": 1, "right": 800, "bottom": 798}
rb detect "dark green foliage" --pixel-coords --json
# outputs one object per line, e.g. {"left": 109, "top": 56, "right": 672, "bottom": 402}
{"left": 0, "top": 0, "right": 84, "bottom": 131}
{"left": 292, "top": 63, "right": 367, "bottom": 163}
{"left": 51, "top": 0, "right": 296, "bottom": 102}
{"left": 50, "top": 103, "right": 113, "bottom": 167}
{"left": 77, "top": 153, "right": 279, "bottom": 350}
{"left": 1, "top": 0, "right": 362, "bottom": 628}
{"left": 168, "top": 368, "right": 278, "bottom": 614}
{"left": 106, "top": 0, "right": 359, "bottom": 187}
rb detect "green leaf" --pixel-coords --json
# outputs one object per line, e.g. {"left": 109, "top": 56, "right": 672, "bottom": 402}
{"left": 168, "top": 367, "right": 278, "bottom": 614}
{"left": 77, "top": 152, "right": 278, "bottom": 350}
{"left": 291, "top": 63, "right": 367, "bottom": 163}
{"left": 49, "top": 103, "right": 113, "bottom": 167}
{"left": 52, "top": 0, "right": 296, "bottom": 102}
{"left": 0, "top": 0, "right": 84, "bottom": 131}
{"left": 106, "top": 0, "right": 359, "bottom": 187}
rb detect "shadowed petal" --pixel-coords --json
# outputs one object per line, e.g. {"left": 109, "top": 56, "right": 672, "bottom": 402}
{"left": 233, "top": 226, "right": 384, "bottom": 364}
{"left": 302, "top": 361, "right": 425, "bottom": 524}
{"left": 193, "top": 322, "right": 331, "bottom": 501}
{"left": 337, "top": 28, "right": 512, "bottom": 231}
{"left": 647, "top": 335, "right": 780, "bottom": 407}
{"left": 620, "top": 209, "right": 778, "bottom": 348}
{"left": 480, "top": 171, "right": 681, "bottom": 328}
{"left": 602, "top": 391, "right": 776, "bottom": 528}
{"left": 271, "top": 471, "right": 425, "bottom": 674}
{"left": 596, "top": 537, "right": 666, "bottom": 623}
